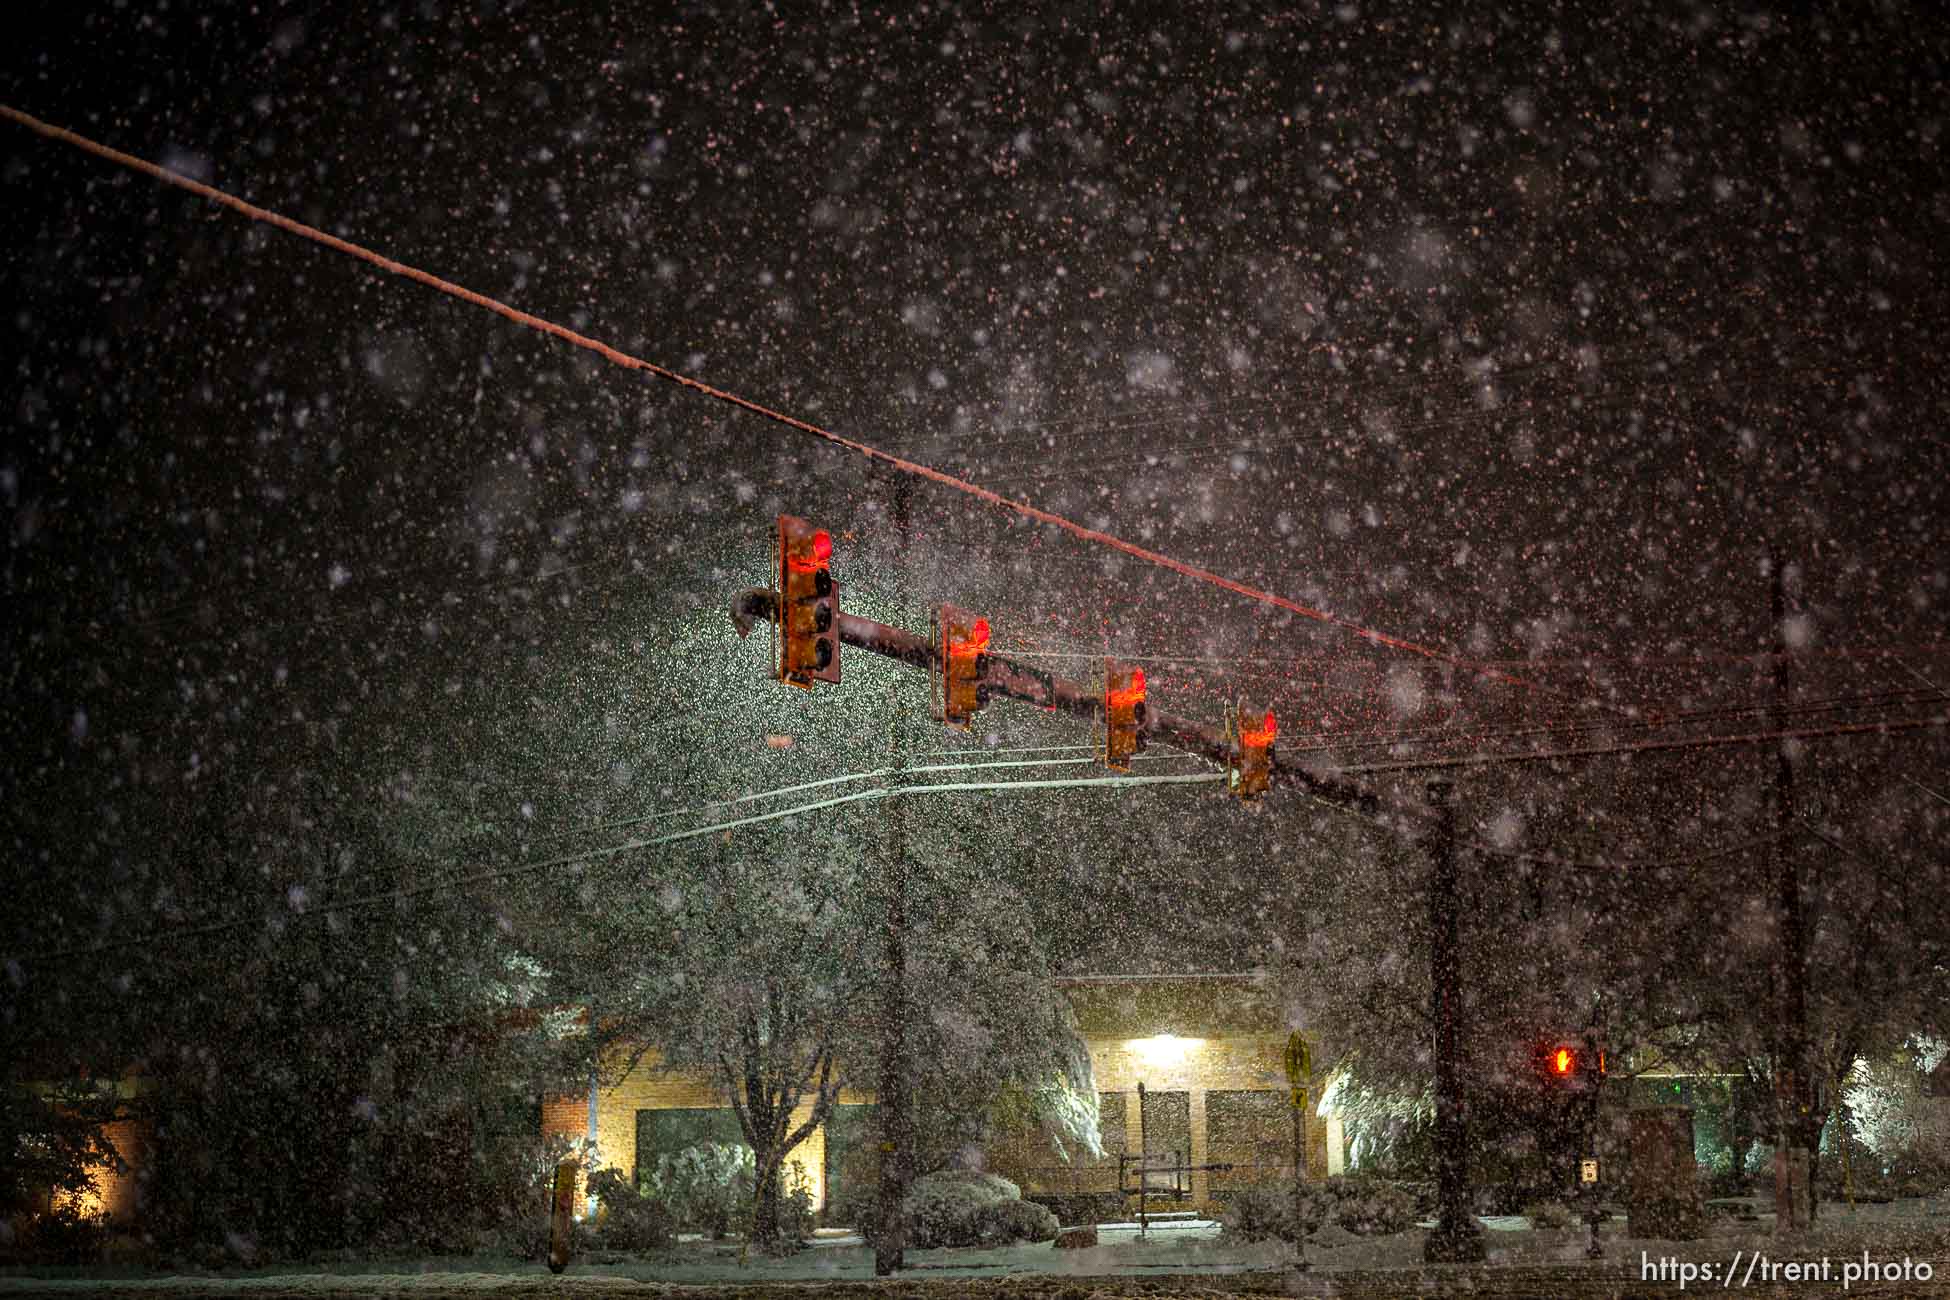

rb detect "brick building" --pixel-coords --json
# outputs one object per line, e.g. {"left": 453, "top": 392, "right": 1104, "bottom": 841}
{"left": 541, "top": 971, "right": 1344, "bottom": 1221}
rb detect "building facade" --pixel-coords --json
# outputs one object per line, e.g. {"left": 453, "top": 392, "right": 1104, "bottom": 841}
{"left": 543, "top": 972, "right": 1345, "bottom": 1220}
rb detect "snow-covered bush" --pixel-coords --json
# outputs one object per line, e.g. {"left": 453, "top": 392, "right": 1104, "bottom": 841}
{"left": 1336, "top": 1078, "right": 1436, "bottom": 1178}
{"left": 854, "top": 1169, "right": 1048, "bottom": 1249}
{"left": 975, "top": 1195, "right": 1058, "bottom": 1244}
{"left": 1218, "top": 1187, "right": 1309, "bottom": 1243}
{"left": 586, "top": 1166, "right": 674, "bottom": 1252}
{"left": 1219, "top": 1175, "right": 1415, "bottom": 1243}
{"left": 1523, "top": 1199, "right": 1575, "bottom": 1229}
{"left": 1844, "top": 1043, "right": 1950, "bottom": 1197}
{"left": 639, "top": 1143, "right": 754, "bottom": 1238}
{"left": 901, "top": 1170, "right": 1020, "bottom": 1248}
{"left": 1330, "top": 1175, "right": 1417, "bottom": 1235}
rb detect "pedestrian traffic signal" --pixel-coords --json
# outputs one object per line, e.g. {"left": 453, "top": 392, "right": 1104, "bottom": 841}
{"left": 1229, "top": 700, "right": 1276, "bottom": 799}
{"left": 1103, "top": 661, "right": 1147, "bottom": 772}
{"left": 934, "top": 604, "right": 990, "bottom": 730}
{"left": 776, "top": 515, "right": 839, "bottom": 689}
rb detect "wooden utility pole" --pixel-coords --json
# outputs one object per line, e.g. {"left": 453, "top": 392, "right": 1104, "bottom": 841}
{"left": 873, "top": 766, "right": 911, "bottom": 1273}
{"left": 1770, "top": 554, "right": 1814, "bottom": 1233}
{"left": 874, "top": 475, "right": 915, "bottom": 1276}
{"left": 1423, "top": 781, "right": 1484, "bottom": 1263}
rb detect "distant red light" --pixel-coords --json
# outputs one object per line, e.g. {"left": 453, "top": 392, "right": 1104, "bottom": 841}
{"left": 811, "top": 530, "right": 832, "bottom": 563}
{"left": 1264, "top": 709, "right": 1277, "bottom": 741}
{"left": 1132, "top": 667, "right": 1146, "bottom": 694}
{"left": 1554, "top": 1047, "right": 1574, "bottom": 1075}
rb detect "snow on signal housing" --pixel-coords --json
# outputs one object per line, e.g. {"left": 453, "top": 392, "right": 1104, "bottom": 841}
{"left": 1229, "top": 699, "right": 1276, "bottom": 800}
{"left": 933, "top": 603, "right": 990, "bottom": 731}
{"left": 775, "top": 514, "right": 840, "bottom": 689}
{"left": 1102, "top": 660, "right": 1147, "bottom": 772}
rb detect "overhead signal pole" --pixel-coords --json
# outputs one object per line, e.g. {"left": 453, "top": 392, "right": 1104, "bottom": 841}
{"left": 732, "top": 585, "right": 1374, "bottom": 810}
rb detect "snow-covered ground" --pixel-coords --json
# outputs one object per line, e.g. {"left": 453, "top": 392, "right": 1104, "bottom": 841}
{"left": 3, "top": 1195, "right": 1946, "bottom": 1297}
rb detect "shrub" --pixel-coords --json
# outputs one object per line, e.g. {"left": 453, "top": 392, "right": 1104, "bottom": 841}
{"left": 1328, "top": 1174, "right": 1416, "bottom": 1236}
{"left": 1219, "top": 1187, "right": 1309, "bottom": 1243}
{"left": 640, "top": 1143, "right": 754, "bottom": 1238}
{"left": 831, "top": 1181, "right": 878, "bottom": 1237}
{"left": 758, "top": 1161, "right": 818, "bottom": 1253}
{"left": 492, "top": 1133, "right": 603, "bottom": 1259}
{"left": 902, "top": 1170, "right": 1018, "bottom": 1248}
{"left": 587, "top": 1166, "right": 675, "bottom": 1252}
{"left": 13, "top": 1205, "right": 109, "bottom": 1265}
{"left": 1220, "top": 1176, "right": 1416, "bottom": 1243}
{"left": 976, "top": 1196, "right": 1059, "bottom": 1244}
{"left": 854, "top": 1170, "right": 1053, "bottom": 1250}
{"left": 1523, "top": 1199, "right": 1575, "bottom": 1229}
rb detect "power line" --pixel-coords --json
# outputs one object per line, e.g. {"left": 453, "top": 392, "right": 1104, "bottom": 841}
{"left": 529, "top": 749, "right": 1208, "bottom": 843}
{"left": 0, "top": 102, "right": 1533, "bottom": 695}
{"left": 3, "top": 769, "right": 1222, "bottom": 967}
{"left": 1461, "top": 830, "right": 1796, "bottom": 870}
{"left": 1326, "top": 711, "right": 1950, "bottom": 776}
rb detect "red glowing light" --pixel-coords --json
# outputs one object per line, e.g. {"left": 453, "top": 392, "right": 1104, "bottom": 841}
{"left": 786, "top": 527, "right": 833, "bottom": 573}
{"left": 951, "top": 617, "right": 991, "bottom": 656}
{"left": 1107, "top": 667, "right": 1147, "bottom": 708}
{"left": 1242, "top": 708, "right": 1277, "bottom": 747}
{"left": 1553, "top": 1047, "right": 1573, "bottom": 1075}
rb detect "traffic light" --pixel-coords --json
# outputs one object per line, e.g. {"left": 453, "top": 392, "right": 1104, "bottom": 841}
{"left": 933, "top": 604, "right": 990, "bottom": 730}
{"left": 775, "top": 514, "right": 839, "bottom": 689}
{"left": 1536, "top": 1039, "right": 1606, "bottom": 1093}
{"left": 1103, "top": 661, "right": 1147, "bottom": 772}
{"left": 1229, "top": 700, "right": 1276, "bottom": 799}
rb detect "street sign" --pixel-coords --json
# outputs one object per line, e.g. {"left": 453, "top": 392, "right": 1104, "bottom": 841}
{"left": 1283, "top": 1032, "right": 1312, "bottom": 1084}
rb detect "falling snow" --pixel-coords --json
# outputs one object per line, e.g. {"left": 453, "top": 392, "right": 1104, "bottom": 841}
{"left": 2, "top": 5, "right": 1949, "bottom": 1291}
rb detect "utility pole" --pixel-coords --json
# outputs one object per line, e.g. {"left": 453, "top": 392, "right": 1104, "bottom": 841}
{"left": 874, "top": 476, "right": 915, "bottom": 1276}
{"left": 1770, "top": 553, "right": 1813, "bottom": 1234}
{"left": 1424, "top": 780, "right": 1484, "bottom": 1263}
{"left": 873, "top": 714, "right": 912, "bottom": 1273}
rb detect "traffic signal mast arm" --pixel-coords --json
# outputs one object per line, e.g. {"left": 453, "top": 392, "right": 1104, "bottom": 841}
{"left": 731, "top": 586, "right": 1376, "bottom": 811}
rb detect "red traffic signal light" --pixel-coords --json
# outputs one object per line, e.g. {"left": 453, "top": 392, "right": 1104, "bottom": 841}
{"left": 934, "top": 605, "right": 990, "bottom": 730}
{"left": 1229, "top": 700, "right": 1276, "bottom": 799}
{"left": 1103, "top": 661, "right": 1147, "bottom": 772}
{"left": 776, "top": 515, "right": 840, "bottom": 689}
{"left": 1536, "top": 1039, "right": 1605, "bottom": 1089}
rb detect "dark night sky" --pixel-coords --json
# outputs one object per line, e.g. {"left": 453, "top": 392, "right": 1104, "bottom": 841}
{"left": 4, "top": 3, "right": 1949, "bottom": 965}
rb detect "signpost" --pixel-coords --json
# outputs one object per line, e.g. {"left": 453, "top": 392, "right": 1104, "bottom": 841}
{"left": 1285, "top": 1032, "right": 1312, "bottom": 1274}
{"left": 546, "top": 1160, "right": 576, "bottom": 1275}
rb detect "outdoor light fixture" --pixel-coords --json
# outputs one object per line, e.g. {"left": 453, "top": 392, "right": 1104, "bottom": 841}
{"left": 1128, "top": 1033, "right": 1204, "bottom": 1069}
